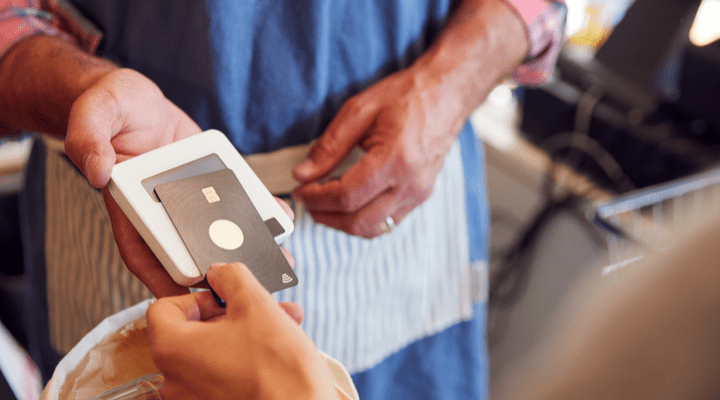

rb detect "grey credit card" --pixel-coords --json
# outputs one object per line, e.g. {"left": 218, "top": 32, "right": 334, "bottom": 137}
{"left": 142, "top": 154, "right": 286, "bottom": 237}
{"left": 154, "top": 168, "right": 297, "bottom": 292}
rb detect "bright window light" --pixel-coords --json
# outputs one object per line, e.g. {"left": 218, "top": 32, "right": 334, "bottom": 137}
{"left": 689, "top": 0, "right": 720, "bottom": 47}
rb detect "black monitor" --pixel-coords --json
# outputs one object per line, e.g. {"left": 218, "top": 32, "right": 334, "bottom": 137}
{"left": 518, "top": 0, "right": 720, "bottom": 191}
{"left": 594, "top": 0, "right": 702, "bottom": 100}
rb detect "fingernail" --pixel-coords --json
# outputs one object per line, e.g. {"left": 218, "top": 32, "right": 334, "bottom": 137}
{"left": 83, "top": 152, "right": 98, "bottom": 174}
{"left": 294, "top": 159, "right": 314, "bottom": 180}
{"left": 83, "top": 152, "right": 103, "bottom": 186}
{"left": 206, "top": 263, "right": 224, "bottom": 279}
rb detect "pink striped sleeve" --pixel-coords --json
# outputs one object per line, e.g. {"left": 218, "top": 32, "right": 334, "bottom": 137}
{"left": 0, "top": 2, "right": 69, "bottom": 59}
{"left": 0, "top": 0, "right": 101, "bottom": 60}
{"left": 503, "top": 0, "right": 567, "bottom": 85}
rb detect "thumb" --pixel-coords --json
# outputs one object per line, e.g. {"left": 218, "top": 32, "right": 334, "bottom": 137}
{"left": 147, "top": 291, "right": 225, "bottom": 332}
{"left": 293, "top": 101, "right": 376, "bottom": 182}
{"left": 206, "top": 263, "right": 275, "bottom": 316}
{"left": 64, "top": 86, "right": 118, "bottom": 188}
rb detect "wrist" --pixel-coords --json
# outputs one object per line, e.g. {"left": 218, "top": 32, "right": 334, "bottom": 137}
{"left": 0, "top": 34, "right": 117, "bottom": 136}
{"left": 409, "top": 0, "right": 528, "bottom": 119}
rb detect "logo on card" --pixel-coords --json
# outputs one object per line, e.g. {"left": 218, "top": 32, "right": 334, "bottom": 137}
{"left": 202, "top": 186, "right": 220, "bottom": 203}
{"left": 281, "top": 273, "right": 293, "bottom": 284}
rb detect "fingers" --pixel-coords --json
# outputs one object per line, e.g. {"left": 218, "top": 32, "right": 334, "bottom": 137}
{"left": 65, "top": 86, "right": 119, "bottom": 188}
{"left": 305, "top": 193, "right": 392, "bottom": 238}
{"left": 65, "top": 69, "right": 202, "bottom": 188}
{"left": 146, "top": 291, "right": 224, "bottom": 386}
{"left": 205, "top": 263, "right": 305, "bottom": 323}
{"left": 148, "top": 269, "right": 302, "bottom": 332}
{"left": 205, "top": 263, "right": 275, "bottom": 317}
{"left": 278, "top": 302, "right": 304, "bottom": 325}
{"left": 293, "top": 147, "right": 392, "bottom": 213}
{"left": 280, "top": 246, "right": 296, "bottom": 269}
{"left": 167, "top": 102, "right": 204, "bottom": 141}
{"left": 146, "top": 291, "right": 223, "bottom": 365}
{"left": 274, "top": 197, "right": 295, "bottom": 220}
{"left": 147, "top": 290, "right": 225, "bottom": 328}
{"left": 303, "top": 181, "right": 424, "bottom": 238}
{"left": 293, "top": 98, "right": 376, "bottom": 182}
{"left": 102, "top": 188, "right": 190, "bottom": 298}
{"left": 293, "top": 145, "right": 417, "bottom": 237}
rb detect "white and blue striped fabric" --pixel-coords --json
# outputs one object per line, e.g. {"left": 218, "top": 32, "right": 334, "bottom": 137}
{"left": 274, "top": 140, "right": 483, "bottom": 374}
{"left": 40, "top": 136, "right": 486, "bottom": 379}
{"left": 43, "top": 144, "right": 152, "bottom": 354}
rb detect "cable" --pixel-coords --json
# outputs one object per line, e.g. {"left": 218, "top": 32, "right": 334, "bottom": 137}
{"left": 488, "top": 86, "right": 637, "bottom": 340}
{"left": 564, "top": 85, "right": 604, "bottom": 172}
{"left": 542, "top": 132, "right": 636, "bottom": 193}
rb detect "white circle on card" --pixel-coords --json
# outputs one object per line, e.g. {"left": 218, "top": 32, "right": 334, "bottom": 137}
{"left": 208, "top": 219, "right": 244, "bottom": 250}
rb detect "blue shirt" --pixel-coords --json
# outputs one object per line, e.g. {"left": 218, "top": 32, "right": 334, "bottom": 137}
{"left": 71, "top": 0, "right": 459, "bottom": 153}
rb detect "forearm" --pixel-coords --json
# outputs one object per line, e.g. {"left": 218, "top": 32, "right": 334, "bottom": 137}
{"left": 0, "top": 34, "right": 116, "bottom": 136}
{"left": 410, "top": 0, "right": 529, "bottom": 125}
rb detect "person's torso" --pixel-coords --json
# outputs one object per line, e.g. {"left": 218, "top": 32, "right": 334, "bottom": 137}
{"left": 69, "top": 0, "right": 458, "bottom": 153}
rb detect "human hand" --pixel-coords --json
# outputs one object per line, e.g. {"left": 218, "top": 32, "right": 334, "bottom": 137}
{"left": 62, "top": 68, "right": 204, "bottom": 297}
{"left": 64, "top": 68, "right": 203, "bottom": 188}
{"left": 147, "top": 262, "right": 338, "bottom": 400}
{"left": 101, "top": 187, "right": 296, "bottom": 297}
{"left": 291, "top": 0, "right": 530, "bottom": 239}
{"left": 64, "top": 68, "right": 295, "bottom": 297}
{"left": 292, "top": 67, "right": 466, "bottom": 238}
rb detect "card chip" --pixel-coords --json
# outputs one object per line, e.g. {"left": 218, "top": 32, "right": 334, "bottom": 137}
{"left": 202, "top": 186, "right": 220, "bottom": 203}
{"left": 154, "top": 169, "right": 297, "bottom": 292}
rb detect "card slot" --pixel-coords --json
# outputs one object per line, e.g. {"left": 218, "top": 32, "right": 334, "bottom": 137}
{"left": 142, "top": 154, "right": 227, "bottom": 202}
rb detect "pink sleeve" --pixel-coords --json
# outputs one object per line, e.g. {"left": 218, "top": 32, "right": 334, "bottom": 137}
{"left": 502, "top": 0, "right": 567, "bottom": 86}
{"left": 0, "top": 0, "right": 101, "bottom": 60}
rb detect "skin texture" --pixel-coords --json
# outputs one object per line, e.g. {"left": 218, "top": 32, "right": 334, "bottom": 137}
{"left": 0, "top": 34, "right": 116, "bottom": 137}
{"left": 147, "top": 263, "right": 339, "bottom": 400}
{"left": 292, "top": 0, "right": 528, "bottom": 238}
{"left": 65, "top": 68, "right": 203, "bottom": 188}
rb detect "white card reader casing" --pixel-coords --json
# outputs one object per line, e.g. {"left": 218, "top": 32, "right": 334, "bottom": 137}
{"left": 108, "top": 129, "right": 294, "bottom": 286}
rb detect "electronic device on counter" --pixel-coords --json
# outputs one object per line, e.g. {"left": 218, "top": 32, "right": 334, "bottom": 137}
{"left": 108, "top": 129, "right": 297, "bottom": 292}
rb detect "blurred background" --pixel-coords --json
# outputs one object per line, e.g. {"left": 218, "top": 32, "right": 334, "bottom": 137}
{"left": 473, "top": 0, "right": 720, "bottom": 395}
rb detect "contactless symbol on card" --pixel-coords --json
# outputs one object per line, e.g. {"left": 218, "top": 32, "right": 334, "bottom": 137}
{"left": 154, "top": 169, "right": 297, "bottom": 293}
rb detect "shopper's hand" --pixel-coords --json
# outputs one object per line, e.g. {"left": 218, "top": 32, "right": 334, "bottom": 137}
{"left": 292, "top": 67, "right": 465, "bottom": 238}
{"left": 147, "top": 263, "right": 338, "bottom": 400}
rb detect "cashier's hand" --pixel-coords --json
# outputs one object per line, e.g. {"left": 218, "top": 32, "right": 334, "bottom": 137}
{"left": 62, "top": 68, "right": 298, "bottom": 299}
{"left": 62, "top": 68, "right": 204, "bottom": 297}
{"left": 147, "top": 263, "right": 339, "bottom": 400}
{"left": 292, "top": 66, "right": 464, "bottom": 238}
{"left": 64, "top": 68, "right": 202, "bottom": 189}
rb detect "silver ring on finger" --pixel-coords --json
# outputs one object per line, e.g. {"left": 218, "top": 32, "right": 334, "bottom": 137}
{"left": 379, "top": 216, "right": 396, "bottom": 234}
